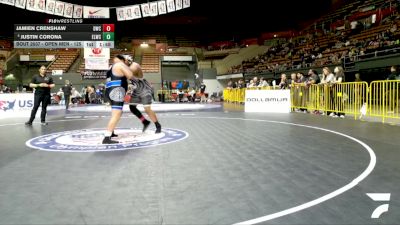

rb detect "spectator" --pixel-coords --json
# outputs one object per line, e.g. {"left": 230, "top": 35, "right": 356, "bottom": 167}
{"left": 56, "top": 88, "right": 63, "bottom": 104}
{"left": 84, "top": 86, "right": 90, "bottom": 104}
{"left": 321, "top": 67, "right": 335, "bottom": 116}
{"left": 333, "top": 66, "right": 346, "bottom": 118}
{"left": 354, "top": 73, "right": 362, "bottom": 82}
{"left": 61, "top": 80, "right": 72, "bottom": 109}
{"left": 321, "top": 67, "right": 335, "bottom": 84}
{"left": 386, "top": 65, "right": 399, "bottom": 80}
{"left": 247, "top": 80, "right": 255, "bottom": 88}
{"left": 87, "top": 85, "right": 96, "bottom": 103}
{"left": 227, "top": 79, "right": 233, "bottom": 89}
{"left": 71, "top": 87, "right": 82, "bottom": 104}
{"left": 307, "top": 69, "right": 321, "bottom": 85}
{"left": 279, "top": 73, "right": 289, "bottom": 89}
{"left": 199, "top": 82, "right": 207, "bottom": 103}
{"left": 188, "top": 87, "right": 196, "bottom": 102}
{"left": 237, "top": 79, "right": 246, "bottom": 89}
{"left": 383, "top": 65, "right": 400, "bottom": 113}
{"left": 258, "top": 77, "right": 269, "bottom": 88}
{"left": 200, "top": 81, "right": 206, "bottom": 94}
{"left": 252, "top": 76, "right": 259, "bottom": 86}
{"left": 289, "top": 73, "right": 297, "bottom": 88}
{"left": 176, "top": 89, "right": 184, "bottom": 102}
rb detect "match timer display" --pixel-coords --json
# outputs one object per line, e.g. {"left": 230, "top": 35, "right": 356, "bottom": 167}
{"left": 14, "top": 24, "right": 115, "bottom": 48}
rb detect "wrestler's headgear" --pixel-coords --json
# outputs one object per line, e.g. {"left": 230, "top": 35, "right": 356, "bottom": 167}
{"left": 115, "top": 54, "right": 126, "bottom": 61}
{"left": 123, "top": 55, "right": 133, "bottom": 65}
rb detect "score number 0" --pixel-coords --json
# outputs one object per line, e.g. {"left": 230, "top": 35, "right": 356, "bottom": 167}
{"left": 102, "top": 24, "right": 114, "bottom": 41}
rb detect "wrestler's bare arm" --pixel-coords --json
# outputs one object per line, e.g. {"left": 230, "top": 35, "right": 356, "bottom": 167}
{"left": 130, "top": 62, "right": 143, "bottom": 79}
{"left": 114, "top": 62, "right": 134, "bottom": 80}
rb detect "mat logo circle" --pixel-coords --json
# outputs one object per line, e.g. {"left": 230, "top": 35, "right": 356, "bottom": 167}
{"left": 25, "top": 128, "right": 188, "bottom": 152}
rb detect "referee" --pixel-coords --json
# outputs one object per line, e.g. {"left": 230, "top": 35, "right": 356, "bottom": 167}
{"left": 25, "top": 65, "right": 55, "bottom": 126}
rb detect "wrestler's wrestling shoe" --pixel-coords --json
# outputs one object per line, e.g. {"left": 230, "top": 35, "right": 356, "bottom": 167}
{"left": 102, "top": 136, "right": 119, "bottom": 144}
{"left": 155, "top": 124, "right": 161, "bottom": 134}
{"left": 142, "top": 120, "right": 150, "bottom": 133}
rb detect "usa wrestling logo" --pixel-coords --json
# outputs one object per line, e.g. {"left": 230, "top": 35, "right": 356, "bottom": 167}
{"left": 25, "top": 128, "right": 188, "bottom": 152}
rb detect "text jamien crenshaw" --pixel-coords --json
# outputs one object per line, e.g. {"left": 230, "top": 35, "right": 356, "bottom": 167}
{"left": 15, "top": 26, "right": 67, "bottom": 31}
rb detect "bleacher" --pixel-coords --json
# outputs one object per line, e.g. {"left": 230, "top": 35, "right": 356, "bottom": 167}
{"left": 225, "top": 0, "right": 400, "bottom": 75}
{"left": 18, "top": 49, "right": 80, "bottom": 73}
{"left": 350, "top": 23, "right": 395, "bottom": 41}
{"left": 0, "top": 39, "right": 12, "bottom": 50}
{"left": 47, "top": 50, "right": 80, "bottom": 73}
{"left": 141, "top": 52, "right": 160, "bottom": 73}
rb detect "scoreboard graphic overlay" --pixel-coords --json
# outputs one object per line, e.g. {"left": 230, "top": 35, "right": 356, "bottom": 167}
{"left": 14, "top": 24, "right": 114, "bottom": 48}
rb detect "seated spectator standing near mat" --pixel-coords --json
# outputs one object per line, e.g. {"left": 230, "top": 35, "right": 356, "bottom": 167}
{"left": 385, "top": 65, "right": 400, "bottom": 113}
{"left": 199, "top": 81, "right": 207, "bottom": 102}
{"left": 102, "top": 55, "right": 134, "bottom": 144}
{"left": 61, "top": 80, "right": 72, "bottom": 109}
{"left": 386, "top": 65, "right": 400, "bottom": 80}
{"left": 25, "top": 65, "right": 55, "bottom": 126}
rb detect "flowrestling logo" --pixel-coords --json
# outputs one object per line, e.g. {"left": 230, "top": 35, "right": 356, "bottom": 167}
{"left": 25, "top": 128, "right": 188, "bottom": 152}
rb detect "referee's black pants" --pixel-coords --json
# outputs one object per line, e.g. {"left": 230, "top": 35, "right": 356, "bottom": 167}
{"left": 64, "top": 94, "right": 70, "bottom": 109}
{"left": 28, "top": 93, "right": 51, "bottom": 123}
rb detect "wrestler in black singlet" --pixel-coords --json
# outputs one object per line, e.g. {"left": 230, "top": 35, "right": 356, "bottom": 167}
{"left": 105, "top": 64, "right": 128, "bottom": 110}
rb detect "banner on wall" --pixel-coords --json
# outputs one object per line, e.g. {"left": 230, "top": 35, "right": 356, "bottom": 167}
{"left": 175, "top": 0, "right": 182, "bottom": 11}
{"left": 83, "top": 6, "right": 109, "bottom": 18}
{"left": 73, "top": 5, "right": 83, "bottom": 18}
{"left": 0, "top": 94, "right": 34, "bottom": 112}
{"left": 149, "top": 2, "right": 158, "bottom": 16}
{"left": 51, "top": 69, "right": 63, "bottom": 75}
{"left": 141, "top": 3, "right": 151, "bottom": 17}
{"left": 84, "top": 58, "right": 109, "bottom": 70}
{"left": 158, "top": 1, "right": 167, "bottom": 15}
{"left": 63, "top": 2, "right": 73, "bottom": 18}
{"left": 131, "top": 5, "right": 142, "bottom": 19}
{"left": 45, "top": 0, "right": 55, "bottom": 14}
{"left": 15, "top": 0, "right": 26, "bottom": 9}
{"left": 36, "top": 0, "right": 45, "bottom": 12}
{"left": 166, "top": 0, "right": 175, "bottom": 13}
{"left": 182, "top": 0, "right": 190, "bottom": 8}
{"left": 245, "top": 90, "right": 291, "bottom": 113}
{"left": 54, "top": 1, "right": 64, "bottom": 16}
{"left": 116, "top": 7, "right": 125, "bottom": 21}
{"left": 84, "top": 48, "right": 110, "bottom": 59}
{"left": 81, "top": 70, "right": 107, "bottom": 79}
{"left": 2, "top": 0, "right": 189, "bottom": 19}
{"left": 26, "top": 0, "right": 35, "bottom": 11}
{"left": 1, "top": 0, "right": 15, "bottom": 6}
